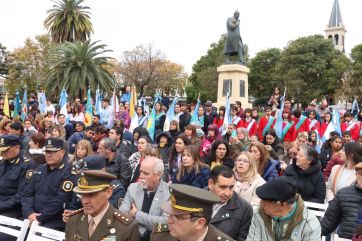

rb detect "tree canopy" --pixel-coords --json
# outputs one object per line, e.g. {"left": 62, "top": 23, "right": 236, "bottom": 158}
{"left": 44, "top": 0, "right": 93, "bottom": 43}
{"left": 45, "top": 40, "right": 114, "bottom": 100}
{"left": 0, "top": 43, "right": 8, "bottom": 78}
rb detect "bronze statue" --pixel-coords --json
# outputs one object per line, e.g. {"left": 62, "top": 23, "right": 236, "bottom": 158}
{"left": 224, "top": 10, "right": 244, "bottom": 64}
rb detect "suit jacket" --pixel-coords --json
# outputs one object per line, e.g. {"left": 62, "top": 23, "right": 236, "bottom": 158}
{"left": 119, "top": 180, "right": 170, "bottom": 236}
{"left": 150, "top": 224, "right": 233, "bottom": 241}
{"left": 210, "top": 192, "right": 253, "bottom": 241}
{"left": 65, "top": 205, "right": 139, "bottom": 241}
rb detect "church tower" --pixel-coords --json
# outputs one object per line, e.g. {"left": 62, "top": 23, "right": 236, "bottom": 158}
{"left": 325, "top": 0, "right": 346, "bottom": 52}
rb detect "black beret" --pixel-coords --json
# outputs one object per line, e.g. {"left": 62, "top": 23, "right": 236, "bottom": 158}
{"left": 256, "top": 176, "right": 297, "bottom": 202}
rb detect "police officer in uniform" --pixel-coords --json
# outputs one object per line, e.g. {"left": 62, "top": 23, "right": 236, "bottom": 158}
{"left": 21, "top": 137, "right": 76, "bottom": 231}
{"left": 65, "top": 169, "right": 139, "bottom": 241}
{"left": 0, "top": 134, "right": 34, "bottom": 218}
{"left": 0, "top": 135, "right": 34, "bottom": 241}
{"left": 151, "top": 184, "right": 234, "bottom": 241}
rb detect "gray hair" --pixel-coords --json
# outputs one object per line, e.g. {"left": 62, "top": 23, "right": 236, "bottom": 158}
{"left": 299, "top": 144, "right": 319, "bottom": 165}
{"left": 144, "top": 156, "right": 164, "bottom": 177}
{"left": 100, "top": 138, "right": 117, "bottom": 152}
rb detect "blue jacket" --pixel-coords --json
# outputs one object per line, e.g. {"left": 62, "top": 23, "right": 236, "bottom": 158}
{"left": 21, "top": 160, "right": 76, "bottom": 230}
{"left": 0, "top": 155, "right": 34, "bottom": 218}
{"left": 172, "top": 166, "right": 210, "bottom": 188}
{"left": 262, "top": 159, "right": 280, "bottom": 182}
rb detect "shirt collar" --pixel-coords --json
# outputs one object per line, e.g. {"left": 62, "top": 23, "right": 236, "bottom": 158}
{"left": 88, "top": 203, "right": 109, "bottom": 227}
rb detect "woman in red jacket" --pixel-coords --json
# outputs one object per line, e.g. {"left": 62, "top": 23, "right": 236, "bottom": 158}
{"left": 305, "top": 110, "right": 321, "bottom": 133}
{"left": 320, "top": 112, "right": 332, "bottom": 137}
{"left": 213, "top": 106, "right": 225, "bottom": 130}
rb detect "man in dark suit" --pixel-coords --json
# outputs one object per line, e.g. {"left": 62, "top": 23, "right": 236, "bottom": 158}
{"left": 208, "top": 165, "right": 253, "bottom": 241}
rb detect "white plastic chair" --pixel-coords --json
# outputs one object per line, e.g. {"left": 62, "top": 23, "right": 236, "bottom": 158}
{"left": 0, "top": 215, "right": 29, "bottom": 241}
{"left": 26, "top": 221, "right": 65, "bottom": 241}
{"left": 304, "top": 201, "right": 328, "bottom": 217}
{"left": 333, "top": 234, "right": 350, "bottom": 241}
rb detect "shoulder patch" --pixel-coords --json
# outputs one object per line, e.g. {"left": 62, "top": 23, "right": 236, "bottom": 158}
{"left": 153, "top": 223, "right": 169, "bottom": 233}
{"left": 62, "top": 180, "right": 74, "bottom": 192}
{"left": 26, "top": 170, "right": 34, "bottom": 179}
{"left": 113, "top": 211, "right": 133, "bottom": 226}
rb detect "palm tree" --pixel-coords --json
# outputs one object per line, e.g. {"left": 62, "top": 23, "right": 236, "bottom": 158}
{"left": 44, "top": 0, "right": 93, "bottom": 43}
{"left": 45, "top": 40, "right": 114, "bottom": 99}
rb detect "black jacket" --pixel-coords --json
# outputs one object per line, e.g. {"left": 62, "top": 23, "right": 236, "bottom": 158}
{"left": 106, "top": 152, "right": 132, "bottom": 189}
{"left": 179, "top": 112, "right": 191, "bottom": 132}
{"left": 284, "top": 163, "right": 326, "bottom": 203}
{"left": 321, "top": 183, "right": 362, "bottom": 239}
{"left": 210, "top": 191, "right": 253, "bottom": 241}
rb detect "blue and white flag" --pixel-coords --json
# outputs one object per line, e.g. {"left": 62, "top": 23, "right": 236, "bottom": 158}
{"left": 107, "top": 90, "right": 119, "bottom": 129}
{"left": 59, "top": 89, "right": 69, "bottom": 123}
{"left": 315, "top": 130, "right": 322, "bottom": 154}
{"left": 13, "top": 91, "right": 21, "bottom": 117}
{"left": 351, "top": 98, "right": 360, "bottom": 117}
{"left": 332, "top": 108, "right": 342, "bottom": 137}
{"left": 163, "top": 95, "right": 178, "bottom": 131}
{"left": 95, "top": 89, "right": 102, "bottom": 115}
{"left": 20, "top": 89, "right": 28, "bottom": 121}
{"left": 38, "top": 92, "right": 47, "bottom": 115}
{"left": 147, "top": 92, "right": 161, "bottom": 141}
{"left": 222, "top": 92, "right": 231, "bottom": 135}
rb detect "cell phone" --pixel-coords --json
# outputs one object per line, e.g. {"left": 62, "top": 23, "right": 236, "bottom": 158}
{"left": 231, "top": 130, "right": 237, "bottom": 138}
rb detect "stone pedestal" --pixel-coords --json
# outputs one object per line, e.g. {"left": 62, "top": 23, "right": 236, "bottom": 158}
{"left": 215, "top": 64, "right": 252, "bottom": 108}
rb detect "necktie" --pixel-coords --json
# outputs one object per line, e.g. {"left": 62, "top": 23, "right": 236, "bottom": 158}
{"left": 88, "top": 218, "right": 96, "bottom": 237}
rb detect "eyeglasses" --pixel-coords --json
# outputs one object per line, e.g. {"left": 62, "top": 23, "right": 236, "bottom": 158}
{"left": 167, "top": 214, "right": 192, "bottom": 223}
{"left": 236, "top": 158, "right": 249, "bottom": 164}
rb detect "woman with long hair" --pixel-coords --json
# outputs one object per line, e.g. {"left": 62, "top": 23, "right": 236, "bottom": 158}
{"left": 73, "top": 103, "right": 85, "bottom": 123}
{"left": 69, "top": 140, "right": 93, "bottom": 169}
{"left": 263, "top": 129, "right": 284, "bottom": 160}
{"left": 184, "top": 124, "right": 200, "bottom": 147}
{"left": 173, "top": 145, "right": 210, "bottom": 188}
{"left": 26, "top": 132, "right": 46, "bottom": 167}
{"left": 250, "top": 143, "right": 279, "bottom": 182}
{"left": 204, "top": 140, "right": 234, "bottom": 169}
{"left": 168, "top": 135, "right": 191, "bottom": 181}
{"left": 51, "top": 125, "right": 66, "bottom": 139}
{"left": 306, "top": 110, "right": 321, "bottom": 133}
{"left": 168, "top": 120, "right": 181, "bottom": 143}
{"left": 153, "top": 102, "right": 166, "bottom": 140}
{"left": 129, "top": 135, "right": 152, "bottom": 182}
{"left": 116, "top": 104, "right": 131, "bottom": 129}
{"left": 135, "top": 105, "right": 148, "bottom": 128}
{"left": 268, "top": 87, "right": 281, "bottom": 111}
{"left": 213, "top": 106, "right": 225, "bottom": 130}
{"left": 320, "top": 112, "right": 333, "bottom": 137}
{"left": 320, "top": 135, "right": 343, "bottom": 170}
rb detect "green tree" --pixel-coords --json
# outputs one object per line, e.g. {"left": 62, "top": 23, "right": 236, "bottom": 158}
{"left": 44, "top": 0, "right": 93, "bottom": 43}
{"left": 45, "top": 40, "right": 114, "bottom": 99}
{"left": 0, "top": 42, "right": 8, "bottom": 78}
{"left": 249, "top": 48, "right": 282, "bottom": 105}
{"left": 277, "top": 35, "right": 349, "bottom": 105}
{"left": 187, "top": 35, "right": 249, "bottom": 103}
{"left": 6, "top": 35, "right": 53, "bottom": 95}
{"left": 346, "top": 44, "right": 362, "bottom": 97}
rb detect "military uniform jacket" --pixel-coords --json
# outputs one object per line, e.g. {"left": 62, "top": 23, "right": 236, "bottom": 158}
{"left": 65, "top": 205, "right": 140, "bottom": 241}
{"left": 150, "top": 224, "right": 234, "bottom": 241}
{"left": 0, "top": 155, "right": 34, "bottom": 217}
{"left": 21, "top": 161, "right": 76, "bottom": 229}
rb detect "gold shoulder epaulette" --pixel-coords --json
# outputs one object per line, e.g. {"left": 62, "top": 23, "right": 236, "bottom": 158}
{"left": 113, "top": 211, "right": 133, "bottom": 225}
{"left": 69, "top": 208, "right": 84, "bottom": 217}
{"left": 153, "top": 223, "right": 169, "bottom": 233}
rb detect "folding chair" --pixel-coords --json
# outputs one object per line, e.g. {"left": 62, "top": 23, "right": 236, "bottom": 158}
{"left": 333, "top": 234, "right": 350, "bottom": 241}
{"left": 0, "top": 215, "right": 29, "bottom": 241}
{"left": 304, "top": 201, "right": 328, "bottom": 217}
{"left": 26, "top": 221, "right": 65, "bottom": 241}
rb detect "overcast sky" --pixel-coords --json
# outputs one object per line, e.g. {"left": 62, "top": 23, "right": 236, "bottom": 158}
{"left": 1, "top": 0, "right": 361, "bottom": 73}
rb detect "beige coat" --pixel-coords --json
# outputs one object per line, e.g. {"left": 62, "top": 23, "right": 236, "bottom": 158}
{"left": 326, "top": 164, "right": 356, "bottom": 202}
{"left": 234, "top": 174, "right": 265, "bottom": 211}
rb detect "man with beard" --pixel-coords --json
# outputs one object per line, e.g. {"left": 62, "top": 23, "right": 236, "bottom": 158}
{"left": 119, "top": 156, "right": 170, "bottom": 241}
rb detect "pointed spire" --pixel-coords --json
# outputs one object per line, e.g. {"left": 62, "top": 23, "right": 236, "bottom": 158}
{"left": 328, "top": 0, "right": 343, "bottom": 28}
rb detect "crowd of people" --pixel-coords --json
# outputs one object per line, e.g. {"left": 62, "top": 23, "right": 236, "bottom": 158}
{"left": 0, "top": 87, "right": 361, "bottom": 241}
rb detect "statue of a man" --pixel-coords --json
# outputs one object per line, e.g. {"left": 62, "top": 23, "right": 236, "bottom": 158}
{"left": 224, "top": 10, "right": 244, "bottom": 64}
